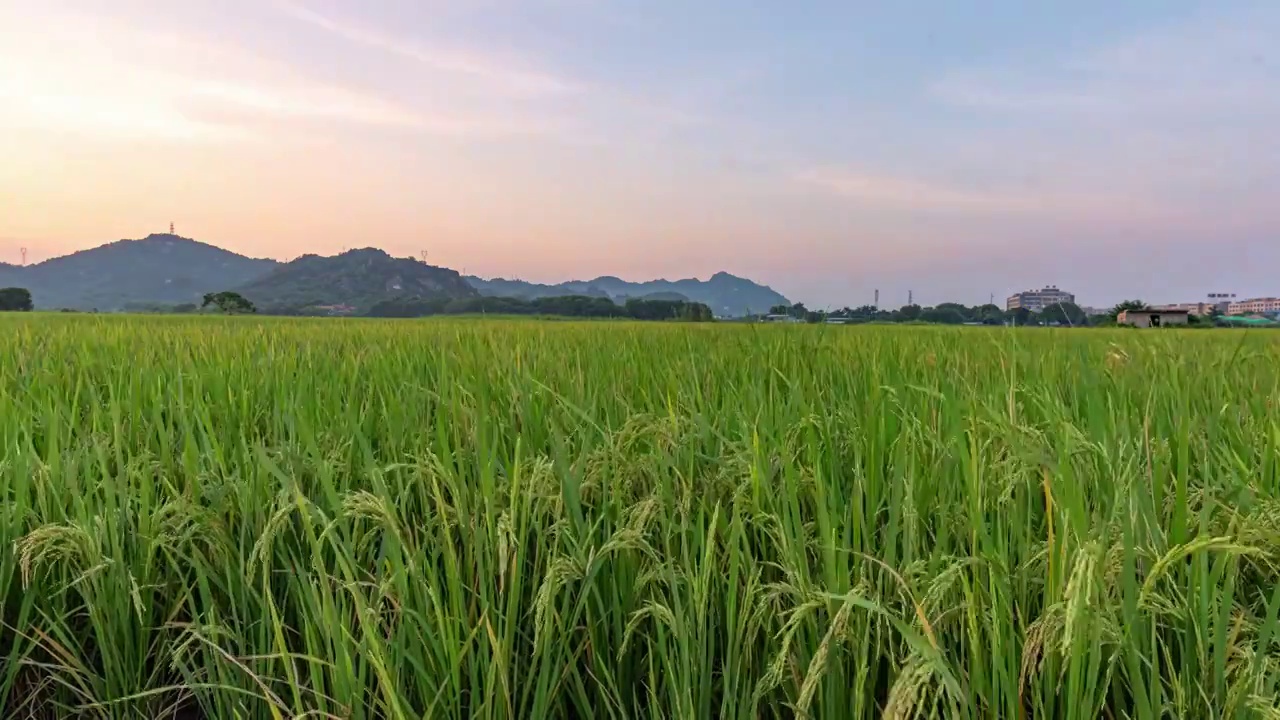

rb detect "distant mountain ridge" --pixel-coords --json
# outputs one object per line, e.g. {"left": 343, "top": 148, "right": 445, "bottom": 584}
{"left": 236, "top": 248, "right": 477, "bottom": 313}
{"left": 0, "top": 234, "right": 278, "bottom": 310}
{"left": 2, "top": 234, "right": 788, "bottom": 315}
{"left": 466, "top": 272, "right": 789, "bottom": 316}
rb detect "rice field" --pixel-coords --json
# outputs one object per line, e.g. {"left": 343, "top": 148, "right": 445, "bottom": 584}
{"left": 2, "top": 314, "right": 1279, "bottom": 719}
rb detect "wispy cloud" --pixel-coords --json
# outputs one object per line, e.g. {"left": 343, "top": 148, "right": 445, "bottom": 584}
{"left": 810, "top": 2, "right": 1280, "bottom": 221}
{"left": 279, "top": 2, "right": 581, "bottom": 98}
{"left": 275, "top": 0, "right": 713, "bottom": 141}
{"left": 931, "top": 3, "right": 1280, "bottom": 121}
{"left": 792, "top": 165, "right": 1179, "bottom": 224}
{"left": 0, "top": 6, "right": 487, "bottom": 141}
{"left": 794, "top": 168, "right": 1042, "bottom": 214}
{"left": 186, "top": 81, "right": 422, "bottom": 128}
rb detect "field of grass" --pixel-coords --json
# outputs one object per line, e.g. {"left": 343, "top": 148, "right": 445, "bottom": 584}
{"left": 2, "top": 315, "right": 1279, "bottom": 719}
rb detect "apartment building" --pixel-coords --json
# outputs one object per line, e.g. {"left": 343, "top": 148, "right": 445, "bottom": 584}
{"left": 1006, "top": 286, "right": 1075, "bottom": 312}
{"left": 1227, "top": 297, "right": 1280, "bottom": 315}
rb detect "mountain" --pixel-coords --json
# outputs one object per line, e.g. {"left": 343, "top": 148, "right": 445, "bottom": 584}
{"left": 634, "top": 291, "right": 691, "bottom": 303}
{"left": 2, "top": 234, "right": 278, "bottom": 310}
{"left": 236, "top": 248, "right": 478, "bottom": 313}
{"left": 465, "top": 272, "right": 788, "bottom": 316}
{"left": 465, "top": 277, "right": 605, "bottom": 300}
{"left": 3, "top": 234, "right": 786, "bottom": 316}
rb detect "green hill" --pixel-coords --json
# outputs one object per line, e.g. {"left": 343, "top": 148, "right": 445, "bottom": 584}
{"left": 1, "top": 234, "right": 278, "bottom": 310}
{"left": 236, "top": 248, "right": 478, "bottom": 314}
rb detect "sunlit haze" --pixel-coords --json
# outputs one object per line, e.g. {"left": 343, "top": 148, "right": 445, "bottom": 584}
{"left": 2, "top": 0, "right": 1278, "bottom": 307}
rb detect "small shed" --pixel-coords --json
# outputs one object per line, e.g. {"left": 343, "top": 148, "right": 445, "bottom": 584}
{"left": 1117, "top": 309, "right": 1190, "bottom": 328}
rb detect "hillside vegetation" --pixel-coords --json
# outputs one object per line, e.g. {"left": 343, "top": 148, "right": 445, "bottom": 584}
{"left": 466, "top": 271, "right": 788, "bottom": 316}
{"left": 1, "top": 319, "right": 1279, "bottom": 718}
{"left": 367, "top": 293, "right": 713, "bottom": 320}
{"left": 0, "top": 235, "right": 277, "bottom": 310}
{"left": 236, "top": 248, "right": 477, "bottom": 313}
{"left": 4, "top": 236, "right": 787, "bottom": 316}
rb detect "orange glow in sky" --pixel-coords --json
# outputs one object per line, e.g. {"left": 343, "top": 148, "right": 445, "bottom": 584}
{"left": 2, "top": 1, "right": 1278, "bottom": 305}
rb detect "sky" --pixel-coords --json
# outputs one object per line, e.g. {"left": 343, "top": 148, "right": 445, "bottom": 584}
{"left": 1, "top": 0, "right": 1277, "bottom": 308}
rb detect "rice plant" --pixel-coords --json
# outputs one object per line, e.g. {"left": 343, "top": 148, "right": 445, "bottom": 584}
{"left": 1, "top": 314, "right": 1278, "bottom": 718}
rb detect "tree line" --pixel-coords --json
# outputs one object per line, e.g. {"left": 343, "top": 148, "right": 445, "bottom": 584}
{"left": 5, "top": 284, "right": 1260, "bottom": 328}
{"left": 764, "top": 300, "right": 1217, "bottom": 326}
{"left": 0, "top": 285, "right": 715, "bottom": 321}
{"left": 367, "top": 295, "right": 714, "bottom": 321}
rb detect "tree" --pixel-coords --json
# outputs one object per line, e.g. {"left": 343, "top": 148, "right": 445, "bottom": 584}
{"left": 921, "top": 307, "right": 965, "bottom": 325}
{"left": 367, "top": 296, "right": 448, "bottom": 318}
{"left": 1005, "top": 307, "right": 1037, "bottom": 326}
{"left": 768, "top": 304, "right": 790, "bottom": 316}
{"left": 1108, "top": 300, "right": 1147, "bottom": 322}
{"left": 1040, "top": 302, "right": 1087, "bottom": 326}
{"left": 678, "top": 302, "right": 714, "bottom": 322}
{"left": 0, "top": 287, "right": 33, "bottom": 312}
{"left": 898, "top": 304, "right": 923, "bottom": 321}
{"left": 934, "top": 302, "right": 973, "bottom": 323}
{"left": 624, "top": 298, "right": 713, "bottom": 322}
{"left": 978, "top": 304, "right": 1005, "bottom": 325}
{"left": 202, "top": 291, "right": 257, "bottom": 314}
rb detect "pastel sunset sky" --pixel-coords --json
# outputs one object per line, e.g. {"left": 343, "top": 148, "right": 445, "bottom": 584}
{"left": 2, "top": 0, "right": 1277, "bottom": 307}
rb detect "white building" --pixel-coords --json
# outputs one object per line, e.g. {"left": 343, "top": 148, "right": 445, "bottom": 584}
{"left": 1227, "top": 297, "right": 1280, "bottom": 315}
{"left": 1006, "top": 286, "right": 1075, "bottom": 312}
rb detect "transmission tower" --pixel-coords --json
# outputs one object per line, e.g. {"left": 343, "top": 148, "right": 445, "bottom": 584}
{"left": 20, "top": 247, "right": 27, "bottom": 266}
{"left": 170, "top": 222, "right": 175, "bottom": 235}
{"left": 874, "top": 288, "right": 879, "bottom": 308}
{"left": 420, "top": 250, "right": 429, "bottom": 264}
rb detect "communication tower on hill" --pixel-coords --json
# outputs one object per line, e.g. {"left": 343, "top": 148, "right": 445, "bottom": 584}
{"left": 170, "top": 222, "right": 175, "bottom": 235}
{"left": 20, "top": 247, "right": 27, "bottom": 266}
{"left": 420, "top": 250, "right": 429, "bottom": 264}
